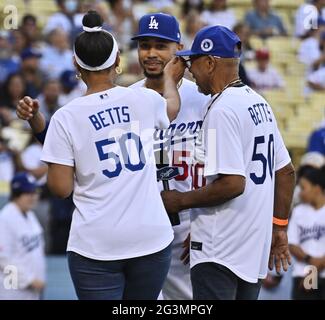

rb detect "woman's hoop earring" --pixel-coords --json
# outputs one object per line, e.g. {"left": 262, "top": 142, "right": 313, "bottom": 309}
{"left": 75, "top": 72, "right": 82, "bottom": 80}
{"left": 115, "top": 66, "right": 122, "bottom": 75}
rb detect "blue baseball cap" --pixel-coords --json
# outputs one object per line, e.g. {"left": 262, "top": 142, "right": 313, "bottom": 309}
{"left": 60, "top": 70, "right": 78, "bottom": 89}
{"left": 176, "top": 25, "right": 241, "bottom": 58}
{"left": 20, "top": 47, "right": 42, "bottom": 61}
{"left": 11, "top": 172, "right": 37, "bottom": 193}
{"left": 131, "top": 13, "right": 181, "bottom": 43}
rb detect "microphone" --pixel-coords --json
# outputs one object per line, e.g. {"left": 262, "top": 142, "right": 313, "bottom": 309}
{"left": 155, "top": 149, "right": 181, "bottom": 226}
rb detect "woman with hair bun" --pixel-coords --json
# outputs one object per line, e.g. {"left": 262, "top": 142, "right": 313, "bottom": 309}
{"left": 16, "top": 10, "right": 183, "bottom": 300}
{"left": 288, "top": 165, "right": 325, "bottom": 300}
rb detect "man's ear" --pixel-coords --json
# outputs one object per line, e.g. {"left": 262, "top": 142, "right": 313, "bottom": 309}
{"left": 206, "top": 56, "right": 217, "bottom": 73}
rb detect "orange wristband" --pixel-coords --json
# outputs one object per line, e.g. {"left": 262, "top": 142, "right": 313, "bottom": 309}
{"left": 273, "top": 217, "right": 288, "bottom": 226}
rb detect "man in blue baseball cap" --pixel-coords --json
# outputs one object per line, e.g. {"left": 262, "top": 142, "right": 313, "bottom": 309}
{"left": 0, "top": 172, "right": 45, "bottom": 299}
{"left": 130, "top": 12, "right": 210, "bottom": 300}
{"left": 175, "top": 25, "right": 242, "bottom": 95}
{"left": 162, "top": 25, "right": 295, "bottom": 300}
{"left": 131, "top": 13, "right": 183, "bottom": 84}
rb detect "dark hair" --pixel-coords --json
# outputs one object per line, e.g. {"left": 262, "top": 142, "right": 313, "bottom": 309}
{"left": 0, "top": 73, "right": 26, "bottom": 109}
{"left": 10, "top": 190, "right": 25, "bottom": 201}
{"left": 22, "top": 14, "right": 37, "bottom": 25}
{"left": 182, "top": 0, "right": 204, "bottom": 15}
{"left": 299, "top": 166, "right": 325, "bottom": 190}
{"left": 74, "top": 10, "right": 114, "bottom": 69}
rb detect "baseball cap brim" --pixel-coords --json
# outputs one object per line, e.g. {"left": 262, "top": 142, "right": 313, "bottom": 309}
{"left": 176, "top": 49, "right": 200, "bottom": 57}
{"left": 131, "top": 33, "right": 180, "bottom": 43}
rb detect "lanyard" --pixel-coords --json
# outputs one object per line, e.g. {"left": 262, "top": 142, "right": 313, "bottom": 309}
{"left": 201, "top": 79, "right": 243, "bottom": 125}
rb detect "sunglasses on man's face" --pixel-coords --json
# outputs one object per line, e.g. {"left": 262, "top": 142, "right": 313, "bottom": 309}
{"left": 182, "top": 55, "right": 202, "bottom": 69}
{"left": 182, "top": 55, "right": 220, "bottom": 69}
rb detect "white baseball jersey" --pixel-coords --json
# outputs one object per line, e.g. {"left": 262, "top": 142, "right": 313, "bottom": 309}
{"left": 21, "top": 144, "right": 47, "bottom": 186}
{"left": 191, "top": 85, "right": 291, "bottom": 283}
{"left": 288, "top": 203, "right": 325, "bottom": 278}
{"left": 130, "top": 78, "right": 209, "bottom": 299}
{"left": 41, "top": 86, "right": 174, "bottom": 261}
{"left": 0, "top": 202, "right": 45, "bottom": 300}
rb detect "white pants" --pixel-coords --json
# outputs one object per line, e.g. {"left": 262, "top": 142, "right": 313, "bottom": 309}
{"left": 160, "top": 210, "right": 192, "bottom": 300}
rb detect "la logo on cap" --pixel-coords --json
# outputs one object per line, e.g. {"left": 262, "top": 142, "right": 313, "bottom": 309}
{"left": 148, "top": 16, "right": 159, "bottom": 30}
{"left": 201, "top": 39, "right": 213, "bottom": 52}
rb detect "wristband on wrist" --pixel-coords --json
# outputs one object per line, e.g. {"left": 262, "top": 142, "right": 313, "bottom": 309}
{"left": 273, "top": 217, "right": 289, "bottom": 226}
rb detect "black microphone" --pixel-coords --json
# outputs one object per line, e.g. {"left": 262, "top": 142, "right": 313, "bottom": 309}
{"left": 155, "top": 149, "right": 181, "bottom": 226}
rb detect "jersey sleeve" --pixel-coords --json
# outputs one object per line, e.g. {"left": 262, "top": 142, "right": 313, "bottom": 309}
{"left": 41, "top": 112, "right": 74, "bottom": 167}
{"left": 141, "top": 88, "right": 169, "bottom": 129}
{"left": 274, "top": 124, "right": 291, "bottom": 171}
{"left": 288, "top": 207, "right": 300, "bottom": 246}
{"left": 204, "top": 107, "right": 246, "bottom": 177}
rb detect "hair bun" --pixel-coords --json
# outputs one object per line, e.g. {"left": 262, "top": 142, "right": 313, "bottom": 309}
{"left": 82, "top": 10, "right": 103, "bottom": 30}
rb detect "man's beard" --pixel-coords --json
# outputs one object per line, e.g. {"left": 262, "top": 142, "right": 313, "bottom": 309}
{"left": 143, "top": 69, "right": 164, "bottom": 79}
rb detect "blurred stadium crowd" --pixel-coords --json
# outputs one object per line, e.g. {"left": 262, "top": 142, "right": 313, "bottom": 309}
{"left": 1, "top": 0, "right": 325, "bottom": 299}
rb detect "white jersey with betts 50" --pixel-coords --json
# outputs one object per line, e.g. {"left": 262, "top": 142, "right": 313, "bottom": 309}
{"left": 191, "top": 85, "right": 291, "bottom": 283}
{"left": 41, "top": 86, "right": 174, "bottom": 261}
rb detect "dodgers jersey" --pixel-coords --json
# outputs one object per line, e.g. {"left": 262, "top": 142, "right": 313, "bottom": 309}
{"left": 191, "top": 85, "right": 291, "bottom": 283}
{"left": 41, "top": 86, "right": 174, "bottom": 260}
{"left": 0, "top": 202, "right": 45, "bottom": 300}
{"left": 288, "top": 203, "right": 325, "bottom": 278}
{"left": 130, "top": 78, "right": 209, "bottom": 300}
{"left": 130, "top": 78, "right": 209, "bottom": 193}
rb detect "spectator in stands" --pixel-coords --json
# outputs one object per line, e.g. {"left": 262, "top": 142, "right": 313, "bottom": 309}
{"left": 43, "top": 0, "right": 83, "bottom": 36}
{"left": 233, "top": 22, "right": 255, "bottom": 62}
{"left": 288, "top": 165, "right": 325, "bottom": 300}
{"left": 108, "top": 0, "right": 136, "bottom": 52}
{"left": 20, "top": 136, "right": 49, "bottom": 253}
{"left": 38, "top": 80, "right": 62, "bottom": 122}
{"left": 200, "top": 0, "right": 237, "bottom": 31}
{"left": 93, "top": 1, "right": 114, "bottom": 32}
{"left": 181, "top": 0, "right": 204, "bottom": 16}
{"left": 148, "top": 0, "right": 174, "bottom": 10}
{"left": 308, "top": 64, "right": 325, "bottom": 90}
{"left": 245, "top": 0, "right": 287, "bottom": 38}
{"left": 295, "top": 0, "right": 325, "bottom": 39}
{"left": 0, "top": 137, "right": 15, "bottom": 209}
{"left": 247, "top": 48, "right": 284, "bottom": 92}
{"left": 307, "top": 121, "right": 325, "bottom": 155}
{"left": 21, "top": 14, "right": 40, "bottom": 46}
{"left": 59, "top": 70, "right": 85, "bottom": 105}
{"left": 299, "top": 29, "right": 325, "bottom": 74}
{"left": 20, "top": 48, "right": 43, "bottom": 98}
{"left": 0, "top": 172, "right": 46, "bottom": 300}
{"left": 182, "top": 10, "right": 205, "bottom": 50}
{"left": 0, "top": 73, "right": 27, "bottom": 126}
{"left": 292, "top": 152, "right": 325, "bottom": 207}
{"left": 40, "top": 29, "right": 74, "bottom": 79}
{"left": 11, "top": 29, "right": 29, "bottom": 59}
{"left": 0, "top": 31, "right": 20, "bottom": 84}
